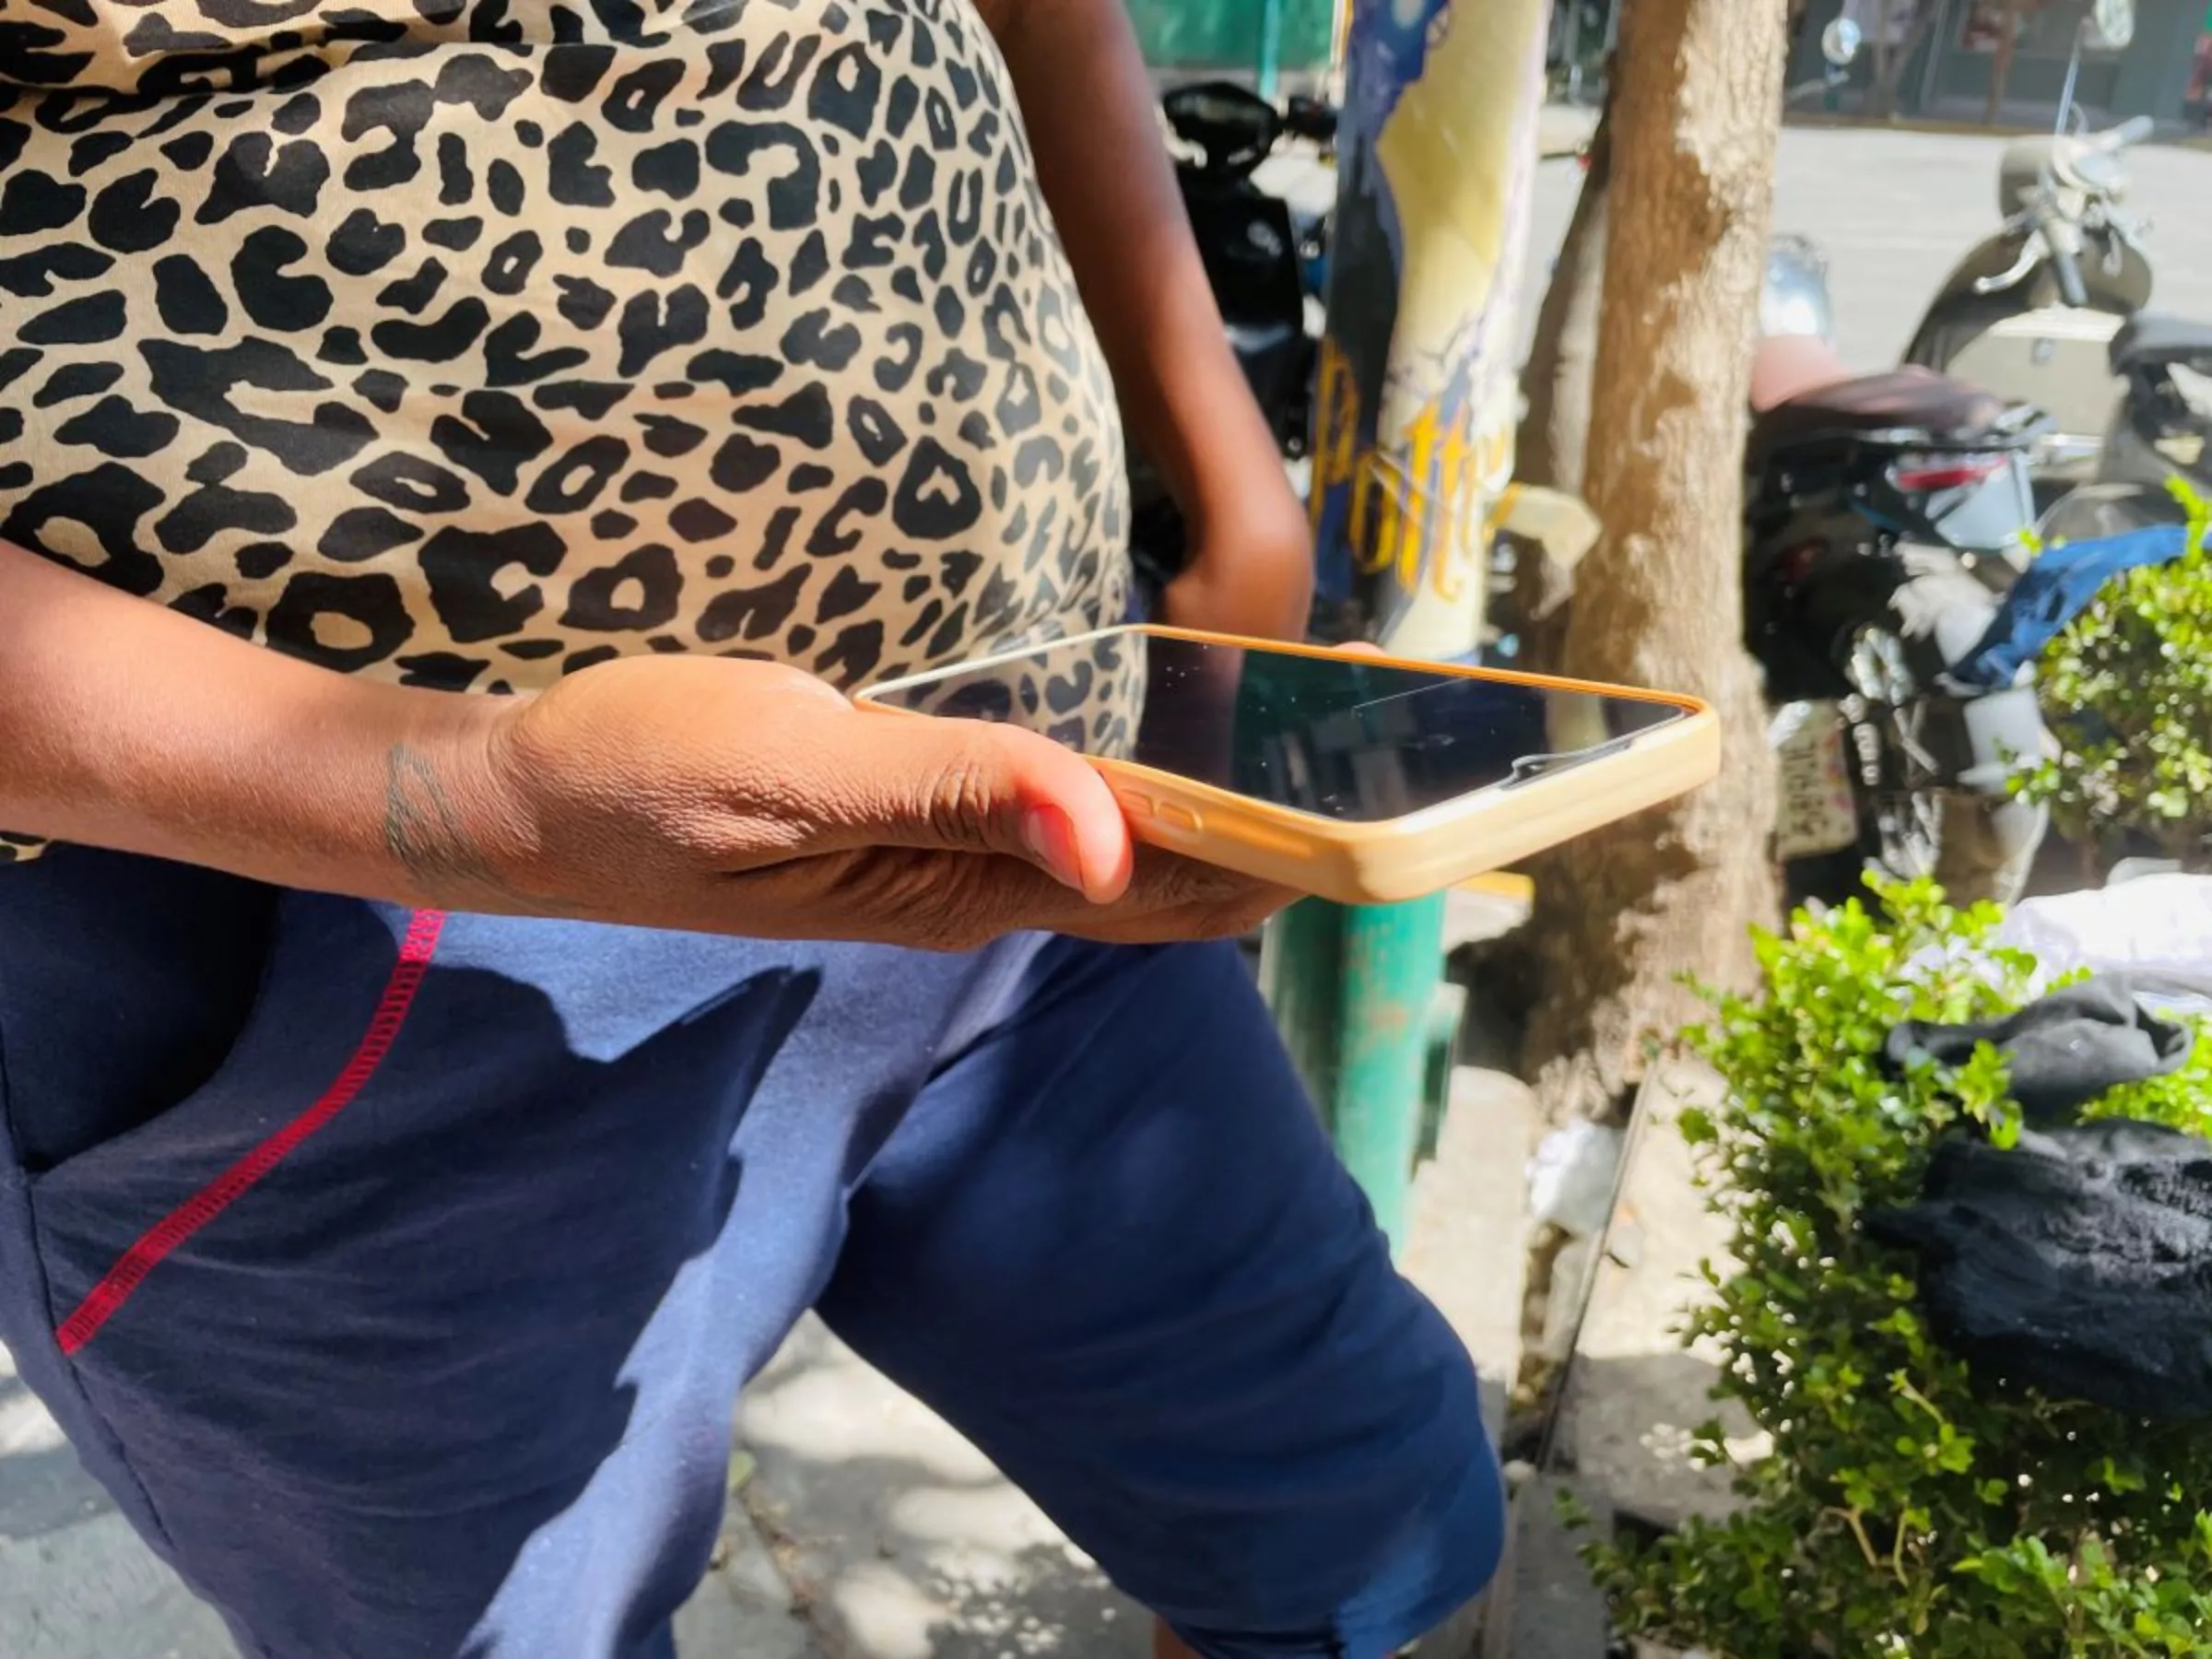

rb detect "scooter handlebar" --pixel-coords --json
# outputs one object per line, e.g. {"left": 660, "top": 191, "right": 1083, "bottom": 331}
{"left": 2029, "top": 190, "right": 2091, "bottom": 307}
{"left": 2048, "top": 236, "right": 2090, "bottom": 307}
{"left": 2098, "top": 114, "right": 2156, "bottom": 150}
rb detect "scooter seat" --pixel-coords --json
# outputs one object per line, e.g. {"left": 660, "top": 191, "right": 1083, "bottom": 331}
{"left": 2109, "top": 313, "right": 2212, "bottom": 374}
{"left": 1750, "top": 367, "right": 2006, "bottom": 454}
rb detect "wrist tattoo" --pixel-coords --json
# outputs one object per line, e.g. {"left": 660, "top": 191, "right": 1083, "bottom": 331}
{"left": 382, "top": 742, "right": 535, "bottom": 909}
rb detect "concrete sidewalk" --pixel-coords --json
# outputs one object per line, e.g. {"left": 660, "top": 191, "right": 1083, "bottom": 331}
{"left": 0, "top": 1335, "right": 813, "bottom": 1659}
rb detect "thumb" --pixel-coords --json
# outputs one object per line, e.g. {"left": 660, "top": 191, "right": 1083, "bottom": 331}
{"left": 832, "top": 710, "right": 1135, "bottom": 903}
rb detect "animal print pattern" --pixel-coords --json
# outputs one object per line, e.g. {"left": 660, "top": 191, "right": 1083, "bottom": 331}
{"left": 0, "top": 0, "right": 1129, "bottom": 863}
{"left": 877, "top": 625, "right": 1143, "bottom": 761}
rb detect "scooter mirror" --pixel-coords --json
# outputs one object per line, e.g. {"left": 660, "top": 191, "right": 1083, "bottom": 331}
{"left": 1819, "top": 17, "right": 1863, "bottom": 66}
{"left": 2086, "top": 0, "right": 2134, "bottom": 53}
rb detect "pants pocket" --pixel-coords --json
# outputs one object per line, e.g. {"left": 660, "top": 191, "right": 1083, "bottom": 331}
{"left": 0, "top": 846, "right": 278, "bottom": 1176}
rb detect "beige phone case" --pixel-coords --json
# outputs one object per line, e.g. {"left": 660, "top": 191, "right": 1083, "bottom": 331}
{"left": 856, "top": 627, "right": 1721, "bottom": 906}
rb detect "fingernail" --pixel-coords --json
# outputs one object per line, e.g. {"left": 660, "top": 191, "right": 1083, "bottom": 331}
{"left": 1021, "top": 806, "right": 1086, "bottom": 892}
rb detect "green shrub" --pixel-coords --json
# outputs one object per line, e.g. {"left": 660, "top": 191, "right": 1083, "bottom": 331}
{"left": 2015, "top": 482, "right": 2212, "bottom": 863}
{"left": 1583, "top": 877, "right": 2212, "bottom": 1657}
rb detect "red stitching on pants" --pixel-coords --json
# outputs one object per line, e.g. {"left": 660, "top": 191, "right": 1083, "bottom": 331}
{"left": 54, "top": 909, "right": 448, "bottom": 1358}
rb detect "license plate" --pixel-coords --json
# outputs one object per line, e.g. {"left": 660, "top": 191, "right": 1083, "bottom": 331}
{"left": 1771, "top": 700, "right": 1860, "bottom": 860}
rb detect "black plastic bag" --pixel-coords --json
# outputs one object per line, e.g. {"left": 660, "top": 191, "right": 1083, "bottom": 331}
{"left": 1882, "top": 974, "right": 2194, "bottom": 1128}
{"left": 1865, "top": 1119, "right": 2212, "bottom": 1419}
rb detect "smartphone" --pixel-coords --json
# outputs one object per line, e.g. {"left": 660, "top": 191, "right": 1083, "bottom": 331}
{"left": 854, "top": 626, "right": 1720, "bottom": 905}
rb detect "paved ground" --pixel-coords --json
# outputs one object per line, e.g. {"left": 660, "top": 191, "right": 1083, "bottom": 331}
{"left": 1520, "top": 124, "right": 2212, "bottom": 375}
{"left": 4, "top": 124, "right": 2209, "bottom": 1659}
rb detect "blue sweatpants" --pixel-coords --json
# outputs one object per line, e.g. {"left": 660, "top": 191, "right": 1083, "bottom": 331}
{"left": 0, "top": 845, "right": 1503, "bottom": 1659}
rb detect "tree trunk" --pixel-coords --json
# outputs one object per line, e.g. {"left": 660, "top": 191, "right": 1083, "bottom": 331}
{"left": 1519, "top": 0, "right": 1785, "bottom": 1122}
{"left": 1507, "top": 100, "right": 1614, "bottom": 674}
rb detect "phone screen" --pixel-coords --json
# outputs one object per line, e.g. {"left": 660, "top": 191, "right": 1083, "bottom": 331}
{"left": 869, "top": 631, "right": 1688, "bottom": 823}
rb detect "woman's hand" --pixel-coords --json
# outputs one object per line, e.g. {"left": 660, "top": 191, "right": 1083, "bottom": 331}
{"left": 414, "top": 656, "right": 1294, "bottom": 949}
{"left": 0, "top": 545, "right": 1292, "bottom": 950}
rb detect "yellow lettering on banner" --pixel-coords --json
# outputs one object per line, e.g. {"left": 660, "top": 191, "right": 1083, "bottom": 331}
{"left": 1366, "top": 453, "right": 1402, "bottom": 580}
{"left": 1396, "top": 406, "right": 1438, "bottom": 594}
{"left": 1349, "top": 453, "right": 1379, "bottom": 574}
{"left": 1430, "top": 413, "right": 1471, "bottom": 604}
{"left": 1305, "top": 338, "right": 1525, "bottom": 605}
{"left": 1310, "top": 341, "right": 1359, "bottom": 538}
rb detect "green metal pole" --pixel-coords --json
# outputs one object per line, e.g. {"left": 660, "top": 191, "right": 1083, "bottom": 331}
{"left": 1257, "top": 0, "right": 1284, "bottom": 101}
{"left": 1265, "top": 0, "right": 1550, "bottom": 1248}
{"left": 1262, "top": 896, "right": 1448, "bottom": 1251}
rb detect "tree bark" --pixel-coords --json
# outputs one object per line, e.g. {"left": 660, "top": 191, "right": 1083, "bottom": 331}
{"left": 1519, "top": 0, "right": 1785, "bottom": 1122}
{"left": 1507, "top": 100, "right": 1613, "bottom": 674}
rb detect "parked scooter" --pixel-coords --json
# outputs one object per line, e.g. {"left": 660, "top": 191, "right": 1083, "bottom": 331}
{"left": 2095, "top": 312, "right": 2212, "bottom": 497}
{"left": 1747, "top": 240, "right": 2054, "bottom": 906}
{"left": 1901, "top": 0, "right": 2152, "bottom": 489}
{"left": 1128, "top": 81, "right": 1328, "bottom": 598}
{"left": 1160, "top": 81, "right": 1318, "bottom": 452}
{"left": 1950, "top": 479, "right": 2201, "bottom": 692}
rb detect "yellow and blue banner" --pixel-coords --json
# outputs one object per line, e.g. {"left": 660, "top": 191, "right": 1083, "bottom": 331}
{"left": 1310, "top": 0, "right": 1551, "bottom": 659}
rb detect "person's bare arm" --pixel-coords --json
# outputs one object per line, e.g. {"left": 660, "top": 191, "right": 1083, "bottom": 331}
{"left": 976, "top": 0, "right": 1313, "bottom": 641}
{"left": 0, "top": 538, "right": 494, "bottom": 902}
{"left": 0, "top": 545, "right": 1292, "bottom": 944}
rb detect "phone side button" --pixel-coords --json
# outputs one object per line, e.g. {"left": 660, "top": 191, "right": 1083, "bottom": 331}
{"left": 1114, "top": 790, "right": 1156, "bottom": 819}
{"left": 1158, "top": 803, "right": 1203, "bottom": 834}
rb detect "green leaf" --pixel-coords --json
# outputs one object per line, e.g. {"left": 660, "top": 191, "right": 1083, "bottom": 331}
{"left": 2032, "top": 479, "right": 2212, "bottom": 847}
{"left": 1603, "top": 876, "right": 2212, "bottom": 1659}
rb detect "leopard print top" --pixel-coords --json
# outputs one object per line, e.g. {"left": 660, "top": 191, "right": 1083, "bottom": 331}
{"left": 0, "top": 0, "right": 1131, "bottom": 863}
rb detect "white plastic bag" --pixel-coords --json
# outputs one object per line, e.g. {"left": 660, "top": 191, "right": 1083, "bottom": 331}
{"left": 1995, "top": 875, "right": 2212, "bottom": 1008}
{"left": 1526, "top": 1119, "right": 1623, "bottom": 1237}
